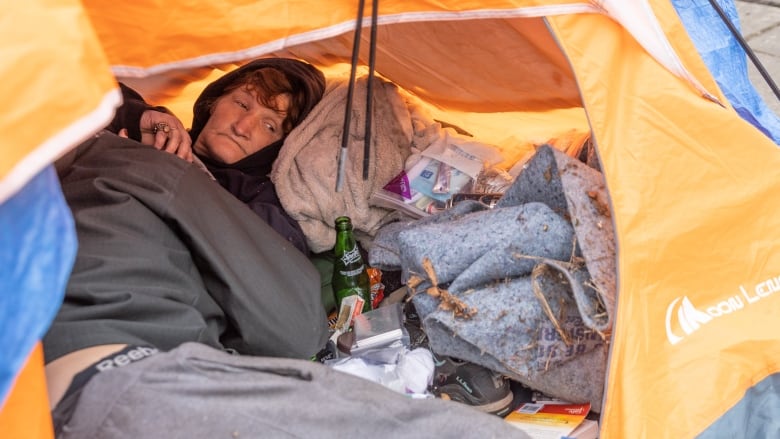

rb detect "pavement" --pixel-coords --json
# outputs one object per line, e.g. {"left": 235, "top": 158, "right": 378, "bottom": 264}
{"left": 736, "top": 0, "right": 780, "bottom": 116}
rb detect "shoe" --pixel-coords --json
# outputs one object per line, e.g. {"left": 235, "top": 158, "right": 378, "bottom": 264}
{"left": 402, "top": 300, "right": 429, "bottom": 350}
{"left": 430, "top": 353, "right": 514, "bottom": 417}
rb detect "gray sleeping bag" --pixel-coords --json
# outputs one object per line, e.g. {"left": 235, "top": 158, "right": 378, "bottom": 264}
{"left": 45, "top": 132, "right": 329, "bottom": 363}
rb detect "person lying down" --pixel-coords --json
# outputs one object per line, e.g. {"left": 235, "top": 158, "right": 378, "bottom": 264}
{"left": 43, "top": 57, "right": 531, "bottom": 439}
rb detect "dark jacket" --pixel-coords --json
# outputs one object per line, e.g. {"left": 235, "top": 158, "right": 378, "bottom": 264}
{"left": 106, "top": 83, "right": 170, "bottom": 141}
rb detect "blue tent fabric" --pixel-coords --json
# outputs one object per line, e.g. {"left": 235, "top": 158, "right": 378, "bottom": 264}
{"left": 696, "top": 373, "right": 780, "bottom": 438}
{"left": 672, "top": 0, "right": 780, "bottom": 145}
{"left": 0, "top": 166, "right": 76, "bottom": 406}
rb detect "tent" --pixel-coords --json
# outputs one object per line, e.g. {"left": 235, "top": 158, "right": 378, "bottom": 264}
{"left": 2, "top": 0, "right": 779, "bottom": 437}
{"left": 672, "top": 0, "right": 780, "bottom": 144}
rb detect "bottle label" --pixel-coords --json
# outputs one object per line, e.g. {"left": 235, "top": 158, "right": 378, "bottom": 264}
{"left": 339, "top": 246, "right": 361, "bottom": 265}
{"left": 339, "top": 265, "right": 365, "bottom": 277}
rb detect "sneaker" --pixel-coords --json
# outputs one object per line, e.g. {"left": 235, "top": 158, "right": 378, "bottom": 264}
{"left": 430, "top": 353, "right": 514, "bottom": 417}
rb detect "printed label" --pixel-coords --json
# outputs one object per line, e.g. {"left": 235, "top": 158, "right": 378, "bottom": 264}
{"left": 339, "top": 266, "right": 365, "bottom": 277}
{"left": 340, "top": 246, "right": 361, "bottom": 265}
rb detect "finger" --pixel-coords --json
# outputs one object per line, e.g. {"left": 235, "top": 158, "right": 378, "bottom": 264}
{"left": 118, "top": 128, "right": 129, "bottom": 138}
{"left": 163, "top": 130, "right": 184, "bottom": 155}
{"left": 174, "top": 142, "right": 194, "bottom": 163}
{"left": 179, "top": 146, "right": 194, "bottom": 163}
{"left": 151, "top": 131, "right": 167, "bottom": 150}
{"left": 162, "top": 131, "right": 178, "bottom": 153}
{"left": 172, "top": 134, "right": 194, "bottom": 162}
{"left": 160, "top": 130, "right": 194, "bottom": 163}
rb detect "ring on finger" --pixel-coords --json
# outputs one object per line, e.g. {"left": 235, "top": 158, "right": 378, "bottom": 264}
{"left": 152, "top": 122, "right": 170, "bottom": 134}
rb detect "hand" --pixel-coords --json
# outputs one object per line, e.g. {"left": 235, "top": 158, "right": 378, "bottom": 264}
{"left": 139, "top": 110, "right": 193, "bottom": 162}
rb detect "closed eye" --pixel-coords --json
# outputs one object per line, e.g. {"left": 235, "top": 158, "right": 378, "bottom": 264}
{"left": 235, "top": 99, "right": 249, "bottom": 110}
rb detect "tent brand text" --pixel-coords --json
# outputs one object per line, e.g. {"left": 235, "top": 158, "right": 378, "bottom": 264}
{"left": 666, "top": 273, "right": 780, "bottom": 345}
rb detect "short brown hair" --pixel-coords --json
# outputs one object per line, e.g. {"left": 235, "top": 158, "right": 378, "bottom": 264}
{"left": 190, "top": 58, "right": 325, "bottom": 145}
{"left": 209, "top": 67, "right": 304, "bottom": 136}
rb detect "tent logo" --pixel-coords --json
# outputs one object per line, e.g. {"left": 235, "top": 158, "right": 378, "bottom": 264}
{"left": 665, "top": 297, "right": 716, "bottom": 345}
{"left": 666, "top": 274, "right": 780, "bottom": 345}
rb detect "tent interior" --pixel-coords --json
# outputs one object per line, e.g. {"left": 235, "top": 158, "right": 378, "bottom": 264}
{"left": 3, "top": 1, "right": 780, "bottom": 439}
{"left": 120, "top": 15, "right": 595, "bottom": 168}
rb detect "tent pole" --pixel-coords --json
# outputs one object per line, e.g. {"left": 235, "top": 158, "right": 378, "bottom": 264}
{"left": 362, "top": 0, "right": 379, "bottom": 181}
{"left": 707, "top": 0, "right": 780, "bottom": 102}
{"left": 336, "top": 0, "right": 367, "bottom": 192}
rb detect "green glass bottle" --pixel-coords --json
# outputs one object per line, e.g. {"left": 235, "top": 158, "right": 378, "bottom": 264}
{"left": 332, "top": 216, "right": 372, "bottom": 313}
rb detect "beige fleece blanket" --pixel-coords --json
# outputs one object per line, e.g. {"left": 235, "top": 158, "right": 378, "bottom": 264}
{"left": 271, "top": 76, "right": 426, "bottom": 253}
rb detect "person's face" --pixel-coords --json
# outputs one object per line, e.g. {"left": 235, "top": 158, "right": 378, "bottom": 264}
{"left": 193, "top": 86, "right": 290, "bottom": 164}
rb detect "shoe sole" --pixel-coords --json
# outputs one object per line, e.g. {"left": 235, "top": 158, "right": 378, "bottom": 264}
{"left": 439, "top": 388, "right": 514, "bottom": 416}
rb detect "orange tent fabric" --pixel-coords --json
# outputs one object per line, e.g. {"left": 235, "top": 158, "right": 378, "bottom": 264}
{"left": 0, "top": 344, "right": 53, "bottom": 439}
{"left": 2, "top": 1, "right": 779, "bottom": 437}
